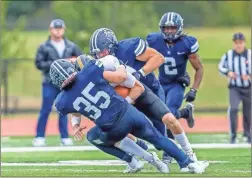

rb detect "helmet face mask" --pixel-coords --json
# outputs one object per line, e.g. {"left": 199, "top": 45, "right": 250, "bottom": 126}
{"left": 159, "top": 12, "right": 184, "bottom": 42}
{"left": 90, "top": 28, "right": 118, "bottom": 59}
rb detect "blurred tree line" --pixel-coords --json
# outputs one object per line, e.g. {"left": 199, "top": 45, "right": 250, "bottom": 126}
{"left": 6, "top": 1, "right": 250, "bottom": 28}
{"left": 2, "top": 1, "right": 250, "bottom": 57}
{"left": 1, "top": 1, "right": 28, "bottom": 59}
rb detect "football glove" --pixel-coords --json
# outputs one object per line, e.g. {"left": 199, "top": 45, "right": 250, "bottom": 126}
{"left": 184, "top": 88, "right": 197, "bottom": 102}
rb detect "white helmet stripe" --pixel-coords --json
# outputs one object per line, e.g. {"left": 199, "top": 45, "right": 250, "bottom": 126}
{"left": 54, "top": 61, "right": 70, "bottom": 78}
{"left": 91, "top": 29, "right": 99, "bottom": 51}
{"left": 51, "top": 62, "right": 68, "bottom": 80}
{"left": 170, "top": 12, "right": 174, "bottom": 24}
{"left": 166, "top": 13, "right": 171, "bottom": 25}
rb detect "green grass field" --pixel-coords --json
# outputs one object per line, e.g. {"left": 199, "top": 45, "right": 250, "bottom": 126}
{"left": 1, "top": 134, "right": 251, "bottom": 177}
{"left": 3, "top": 27, "right": 251, "bottom": 108}
{"left": 1, "top": 149, "right": 250, "bottom": 177}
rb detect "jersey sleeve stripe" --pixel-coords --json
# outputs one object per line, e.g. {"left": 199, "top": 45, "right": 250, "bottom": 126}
{"left": 191, "top": 41, "right": 199, "bottom": 53}
{"left": 134, "top": 39, "right": 144, "bottom": 55}
{"left": 134, "top": 39, "right": 147, "bottom": 56}
{"left": 191, "top": 41, "right": 199, "bottom": 49}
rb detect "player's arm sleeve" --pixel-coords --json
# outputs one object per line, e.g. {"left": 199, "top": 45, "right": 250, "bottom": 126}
{"left": 145, "top": 34, "right": 153, "bottom": 48}
{"left": 132, "top": 38, "right": 148, "bottom": 57}
{"left": 186, "top": 36, "right": 199, "bottom": 55}
{"left": 35, "top": 44, "right": 51, "bottom": 72}
{"left": 218, "top": 52, "right": 229, "bottom": 75}
{"left": 120, "top": 72, "right": 136, "bottom": 88}
{"left": 101, "top": 55, "right": 120, "bottom": 71}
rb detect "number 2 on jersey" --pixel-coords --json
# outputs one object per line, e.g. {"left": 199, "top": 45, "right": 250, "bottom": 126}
{"left": 73, "top": 82, "right": 111, "bottom": 120}
{"left": 164, "top": 57, "right": 178, "bottom": 75}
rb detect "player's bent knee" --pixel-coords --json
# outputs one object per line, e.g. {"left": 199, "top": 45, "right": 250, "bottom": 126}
{"left": 162, "top": 113, "right": 176, "bottom": 127}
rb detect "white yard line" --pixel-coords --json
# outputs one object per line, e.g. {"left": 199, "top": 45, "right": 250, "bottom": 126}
{"left": 1, "top": 144, "right": 250, "bottom": 153}
{"left": 1, "top": 160, "right": 229, "bottom": 167}
{"left": 230, "top": 170, "right": 251, "bottom": 173}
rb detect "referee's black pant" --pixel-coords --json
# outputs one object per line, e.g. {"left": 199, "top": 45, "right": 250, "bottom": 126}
{"left": 228, "top": 86, "right": 251, "bottom": 141}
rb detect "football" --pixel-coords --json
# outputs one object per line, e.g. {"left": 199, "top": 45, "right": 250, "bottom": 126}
{"left": 114, "top": 86, "right": 130, "bottom": 98}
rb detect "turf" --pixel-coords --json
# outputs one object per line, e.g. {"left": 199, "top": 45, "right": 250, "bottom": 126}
{"left": 1, "top": 148, "right": 251, "bottom": 177}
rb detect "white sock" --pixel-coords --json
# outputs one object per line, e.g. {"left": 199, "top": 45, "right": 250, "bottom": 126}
{"left": 174, "top": 132, "right": 193, "bottom": 154}
{"left": 115, "top": 137, "right": 153, "bottom": 162}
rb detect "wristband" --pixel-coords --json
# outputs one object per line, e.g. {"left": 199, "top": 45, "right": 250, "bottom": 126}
{"left": 71, "top": 116, "right": 81, "bottom": 127}
{"left": 125, "top": 96, "right": 134, "bottom": 104}
{"left": 139, "top": 68, "right": 146, "bottom": 77}
{"left": 190, "top": 88, "right": 197, "bottom": 93}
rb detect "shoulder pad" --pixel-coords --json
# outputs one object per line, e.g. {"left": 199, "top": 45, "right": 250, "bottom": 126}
{"left": 146, "top": 32, "right": 162, "bottom": 47}
{"left": 182, "top": 35, "right": 199, "bottom": 54}
{"left": 123, "top": 37, "right": 147, "bottom": 57}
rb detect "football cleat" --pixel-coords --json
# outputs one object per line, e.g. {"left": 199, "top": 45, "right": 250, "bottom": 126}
{"left": 185, "top": 103, "right": 195, "bottom": 128}
{"left": 32, "top": 137, "right": 46, "bottom": 147}
{"left": 188, "top": 161, "right": 209, "bottom": 174}
{"left": 187, "top": 152, "right": 198, "bottom": 162}
{"left": 60, "top": 138, "right": 74, "bottom": 146}
{"left": 123, "top": 157, "right": 144, "bottom": 173}
{"left": 149, "top": 152, "right": 169, "bottom": 173}
{"left": 162, "top": 151, "right": 173, "bottom": 165}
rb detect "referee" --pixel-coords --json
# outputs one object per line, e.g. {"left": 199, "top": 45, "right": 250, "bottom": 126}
{"left": 218, "top": 32, "right": 251, "bottom": 144}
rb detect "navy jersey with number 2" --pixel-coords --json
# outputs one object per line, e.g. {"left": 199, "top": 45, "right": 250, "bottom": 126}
{"left": 146, "top": 32, "right": 199, "bottom": 85}
{"left": 55, "top": 60, "right": 127, "bottom": 128}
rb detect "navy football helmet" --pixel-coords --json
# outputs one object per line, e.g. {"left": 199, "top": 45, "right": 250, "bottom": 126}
{"left": 89, "top": 28, "right": 118, "bottom": 59}
{"left": 159, "top": 12, "right": 184, "bottom": 42}
{"left": 50, "top": 59, "right": 77, "bottom": 89}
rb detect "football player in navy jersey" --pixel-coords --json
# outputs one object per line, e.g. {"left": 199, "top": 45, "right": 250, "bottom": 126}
{"left": 147, "top": 12, "right": 204, "bottom": 119}
{"left": 50, "top": 58, "right": 209, "bottom": 174}
{"left": 89, "top": 28, "right": 197, "bottom": 162}
{"left": 146, "top": 12, "right": 204, "bottom": 163}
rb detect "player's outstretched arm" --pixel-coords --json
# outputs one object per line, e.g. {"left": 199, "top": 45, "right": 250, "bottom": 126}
{"left": 103, "top": 65, "right": 127, "bottom": 84}
{"left": 136, "top": 47, "right": 165, "bottom": 76}
{"left": 184, "top": 53, "right": 204, "bottom": 102}
{"left": 70, "top": 113, "right": 86, "bottom": 142}
{"left": 188, "top": 53, "right": 204, "bottom": 90}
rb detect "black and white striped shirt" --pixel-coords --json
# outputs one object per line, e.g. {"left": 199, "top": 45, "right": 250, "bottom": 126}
{"left": 218, "top": 49, "right": 251, "bottom": 88}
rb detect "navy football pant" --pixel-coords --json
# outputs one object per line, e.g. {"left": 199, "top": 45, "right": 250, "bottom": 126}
{"left": 35, "top": 82, "right": 69, "bottom": 138}
{"left": 134, "top": 86, "right": 167, "bottom": 137}
{"left": 162, "top": 83, "right": 185, "bottom": 119}
{"left": 88, "top": 104, "right": 192, "bottom": 168}
{"left": 87, "top": 126, "right": 133, "bottom": 163}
